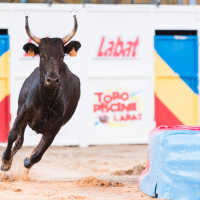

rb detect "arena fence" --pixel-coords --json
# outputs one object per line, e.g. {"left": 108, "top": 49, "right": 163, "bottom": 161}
{"left": 0, "top": 0, "right": 200, "bottom": 5}
{"left": 0, "top": 4, "right": 200, "bottom": 146}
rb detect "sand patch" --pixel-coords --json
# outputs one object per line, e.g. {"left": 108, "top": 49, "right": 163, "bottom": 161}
{"left": 14, "top": 188, "right": 22, "bottom": 192}
{"left": 0, "top": 169, "right": 31, "bottom": 182}
{"left": 76, "top": 176, "right": 124, "bottom": 187}
{"left": 0, "top": 145, "right": 149, "bottom": 200}
{"left": 112, "top": 164, "right": 145, "bottom": 176}
{"left": 91, "top": 168, "right": 109, "bottom": 173}
{"left": 67, "top": 195, "right": 90, "bottom": 200}
{"left": 52, "top": 195, "right": 90, "bottom": 200}
{"left": 0, "top": 182, "right": 23, "bottom": 193}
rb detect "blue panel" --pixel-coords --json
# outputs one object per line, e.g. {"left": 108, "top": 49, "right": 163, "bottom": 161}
{"left": 0, "top": 35, "right": 9, "bottom": 57}
{"left": 155, "top": 36, "right": 198, "bottom": 94}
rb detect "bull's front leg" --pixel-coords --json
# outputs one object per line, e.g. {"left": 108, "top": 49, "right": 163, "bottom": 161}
{"left": 11, "top": 125, "right": 27, "bottom": 157}
{"left": 24, "top": 130, "right": 58, "bottom": 169}
{"left": 1, "top": 107, "right": 27, "bottom": 171}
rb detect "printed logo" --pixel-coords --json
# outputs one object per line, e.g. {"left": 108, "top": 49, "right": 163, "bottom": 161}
{"left": 93, "top": 89, "right": 142, "bottom": 127}
{"left": 97, "top": 37, "right": 139, "bottom": 58}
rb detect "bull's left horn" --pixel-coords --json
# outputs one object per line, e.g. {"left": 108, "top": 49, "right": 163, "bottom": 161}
{"left": 62, "top": 9, "right": 78, "bottom": 44}
{"left": 25, "top": 11, "right": 41, "bottom": 45}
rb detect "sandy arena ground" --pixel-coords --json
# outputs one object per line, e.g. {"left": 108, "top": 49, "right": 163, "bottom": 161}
{"left": 0, "top": 145, "right": 155, "bottom": 200}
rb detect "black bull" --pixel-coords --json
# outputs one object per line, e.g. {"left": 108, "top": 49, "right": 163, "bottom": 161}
{"left": 1, "top": 13, "right": 81, "bottom": 171}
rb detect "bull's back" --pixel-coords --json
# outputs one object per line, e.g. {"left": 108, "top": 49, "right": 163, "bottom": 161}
{"left": 17, "top": 68, "right": 40, "bottom": 114}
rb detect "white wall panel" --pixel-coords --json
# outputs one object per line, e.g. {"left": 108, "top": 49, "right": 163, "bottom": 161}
{"left": 1, "top": 4, "right": 200, "bottom": 146}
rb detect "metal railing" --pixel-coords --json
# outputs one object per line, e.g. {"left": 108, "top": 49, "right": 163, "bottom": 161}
{"left": 0, "top": 0, "right": 198, "bottom": 5}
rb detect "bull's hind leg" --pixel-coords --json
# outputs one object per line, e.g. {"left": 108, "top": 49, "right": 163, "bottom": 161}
{"left": 24, "top": 131, "right": 58, "bottom": 169}
{"left": 1, "top": 107, "right": 26, "bottom": 171}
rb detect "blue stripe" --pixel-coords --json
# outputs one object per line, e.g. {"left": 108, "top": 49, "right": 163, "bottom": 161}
{"left": 0, "top": 35, "right": 9, "bottom": 58}
{"left": 155, "top": 36, "right": 198, "bottom": 94}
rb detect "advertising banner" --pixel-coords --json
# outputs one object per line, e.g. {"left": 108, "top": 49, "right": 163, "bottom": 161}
{"left": 89, "top": 78, "right": 152, "bottom": 144}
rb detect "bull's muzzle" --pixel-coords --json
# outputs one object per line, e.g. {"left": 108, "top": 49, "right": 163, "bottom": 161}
{"left": 45, "top": 76, "right": 60, "bottom": 88}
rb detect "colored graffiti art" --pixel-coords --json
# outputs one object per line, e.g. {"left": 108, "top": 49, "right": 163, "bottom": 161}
{"left": 93, "top": 89, "right": 142, "bottom": 127}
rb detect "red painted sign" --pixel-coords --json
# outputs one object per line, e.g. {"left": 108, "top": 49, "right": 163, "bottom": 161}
{"left": 97, "top": 37, "right": 139, "bottom": 58}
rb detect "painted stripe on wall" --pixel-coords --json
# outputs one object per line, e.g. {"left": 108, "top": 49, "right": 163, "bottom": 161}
{"left": 155, "top": 36, "right": 198, "bottom": 94}
{"left": 0, "top": 95, "right": 10, "bottom": 142}
{"left": 0, "top": 38, "right": 9, "bottom": 57}
{"left": 0, "top": 50, "right": 10, "bottom": 102}
{"left": 155, "top": 50, "right": 199, "bottom": 125}
{"left": 155, "top": 94, "right": 183, "bottom": 126}
{"left": 0, "top": 35, "right": 10, "bottom": 143}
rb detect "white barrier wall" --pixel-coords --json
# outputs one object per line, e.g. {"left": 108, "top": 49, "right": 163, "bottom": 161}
{"left": 0, "top": 4, "right": 200, "bottom": 146}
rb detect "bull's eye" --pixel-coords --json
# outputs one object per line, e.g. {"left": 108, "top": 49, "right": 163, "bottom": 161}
{"left": 40, "top": 55, "right": 45, "bottom": 61}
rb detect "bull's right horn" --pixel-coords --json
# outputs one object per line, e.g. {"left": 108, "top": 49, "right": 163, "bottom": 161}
{"left": 62, "top": 9, "right": 78, "bottom": 44}
{"left": 25, "top": 11, "right": 41, "bottom": 45}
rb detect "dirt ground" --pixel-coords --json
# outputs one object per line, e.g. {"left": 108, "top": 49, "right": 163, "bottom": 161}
{"left": 0, "top": 145, "right": 154, "bottom": 200}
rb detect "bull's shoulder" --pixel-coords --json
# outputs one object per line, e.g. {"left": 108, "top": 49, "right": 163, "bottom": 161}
{"left": 18, "top": 68, "right": 40, "bottom": 110}
{"left": 66, "top": 65, "right": 80, "bottom": 85}
{"left": 61, "top": 65, "right": 81, "bottom": 124}
{"left": 71, "top": 72, "right": 80, "bottom": 86}
{"left": 25, "top": 67, "right": 40, "bottom": 83}
{"left": 63, "top": 64, "right": 80, "bottom": 88}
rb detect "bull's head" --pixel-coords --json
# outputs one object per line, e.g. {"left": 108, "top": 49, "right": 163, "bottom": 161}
{"left": 23, "top": 10, "right": 81, "bottom": 89}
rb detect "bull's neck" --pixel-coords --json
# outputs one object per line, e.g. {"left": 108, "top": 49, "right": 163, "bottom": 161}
{"left": 39, "top": 81, "right": 61, "bottom": 108}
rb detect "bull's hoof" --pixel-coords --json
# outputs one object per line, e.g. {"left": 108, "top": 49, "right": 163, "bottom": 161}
{"left": 24, "top": 157, "right": 34, "bottom": 169}
{"left": 1, "top": 156, "right": 13, "bottom": 171}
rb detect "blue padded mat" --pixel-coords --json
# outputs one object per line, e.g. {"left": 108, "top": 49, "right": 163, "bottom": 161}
{"left": 139, "top": 125, "right": 200, "bottom": 200}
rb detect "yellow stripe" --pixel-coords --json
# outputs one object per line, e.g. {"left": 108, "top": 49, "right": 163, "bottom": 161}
{"left": 0, "top": 50, "right": 10, "bottom": 102}
{"left": 154, "top": 51, "right": 199, "bottom": 125}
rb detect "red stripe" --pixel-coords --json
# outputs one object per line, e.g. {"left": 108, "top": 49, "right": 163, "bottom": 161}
{"left": 0, "top": 95, "right": 10, "bottom": 143}
{"left": 155, "top": 94, "right": 183, "bottom": 127}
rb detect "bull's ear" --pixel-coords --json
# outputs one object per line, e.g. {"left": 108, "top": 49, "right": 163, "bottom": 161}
{"left": 64, "top": 41, "right": 81, "bottom": 57}
{"left": 23, "top": 43, "right": 39, "bottom": 57}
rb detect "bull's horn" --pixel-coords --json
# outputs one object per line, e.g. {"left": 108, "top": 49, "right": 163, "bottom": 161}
{"left": 62, "top": 9, "right": 78, "bottom": 44}
{"left": 25, "top": 11, "right": 41, "bottom": 45}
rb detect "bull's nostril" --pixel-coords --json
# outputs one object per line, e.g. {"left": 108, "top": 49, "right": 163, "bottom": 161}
{"left": 47, "top": 78, "right": 51, "bottom": 83}
{"left": 56, "top": 79, "right": 59, "bottom": 84}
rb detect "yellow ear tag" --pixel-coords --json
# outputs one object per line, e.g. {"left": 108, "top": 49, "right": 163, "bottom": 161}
{"left": 28, "top": 48, "right": 35, "bottom": 57}
{"left": 69, "top": 48, "right": 77, "bottom": 57}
